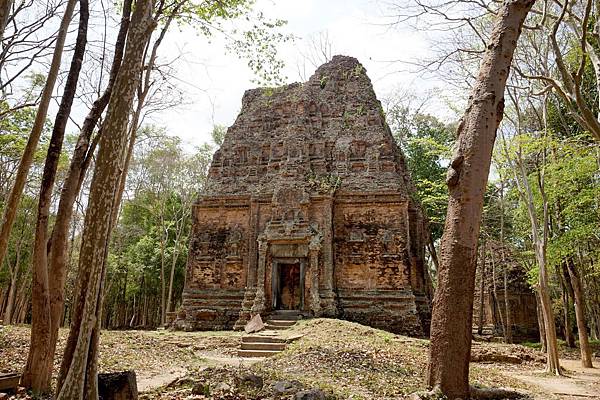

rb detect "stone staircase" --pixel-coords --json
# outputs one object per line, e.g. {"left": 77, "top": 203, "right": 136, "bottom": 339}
{"left": 265, "top": 310, "right": 302, "bottom": 330}
{"left": 237, "top": 310, "right": 303, "bottom": 358}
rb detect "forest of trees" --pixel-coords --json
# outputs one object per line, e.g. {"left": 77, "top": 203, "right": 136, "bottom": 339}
{"left": 0, "top": 0, "right": 599, "bottom": 399}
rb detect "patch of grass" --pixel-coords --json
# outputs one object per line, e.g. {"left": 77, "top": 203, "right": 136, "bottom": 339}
{"left": 521, "top": 341, "right": 542, "bottom": 350}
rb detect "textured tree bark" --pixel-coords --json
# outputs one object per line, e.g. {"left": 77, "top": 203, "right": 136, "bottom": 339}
{"left": 46, "top": 0, "right": 131, "bottom": 389}
{"left": 4, "top": 273, "right": 16, "bottom": 323}
{"left": 2, "top": 233, "right": 23, "bottom": 324}
{"left": 499, "top": 178, "right": 512, "bottom": 344}
{"left": 503, "top": 267, "right": 513, "bottom": 344}
{"left": 0, "top": 0, "right": 13, "bottom": 40}
{"left": 535, "top": 288, "right": 547, "bottom": 352}
{"left": 426, "top": 1, "right": 534, "bottom": 397}
{"left": 0, "top": 0, "right": 77, "bottom": 282}
{"left": 20, "top": 1, "right": 88, "bottom": 393}
{"left": 557, "top": 264, "right": 575, "bottom": 348}
{"left": 426, "top": 232, "right": 440, "bottom": 274}
{"left": 160, "top": 226, "right": 167, "bottom": 325}
{"left": 47, "top": 0, "right": 131, "bottom": 316}
{"left": 566, "top": 258, "right": 594, "bottom": 368}
{"left": 489, "top": 245, "right": 505, "bottom": 336}
{"left": 534, "top": 239, "right": 561, "bottom": 373}
{"left": 56, "top": 2, "right": 156, "bottom": 399}
{"left": 477, "top": 240, "right": 486, "bottom": 335}
{"left": 166, "top": 227, "right": 183, "bottom": 316}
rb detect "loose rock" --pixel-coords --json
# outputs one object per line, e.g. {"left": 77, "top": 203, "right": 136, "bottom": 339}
{"left": 272, "top": 380, "right": 301, "bottom": 394}
{"left": 239, "top": 373, "right": 263, "bottom": 390}
{"left": 191, "top": 382, "right": 210, "bottom": 396}
{"left": 295, "top": 389, "right": 327, "bottom": 400}
{"left": 244, "top": 314, "right": 265, "bottom": 334}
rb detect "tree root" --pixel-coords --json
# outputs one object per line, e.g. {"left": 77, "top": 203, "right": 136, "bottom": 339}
{"left": 470, "top": 385, "right": 531, "bottom": 400}
{"left": 407, "top": 385, "right": 531, "bottom": 400}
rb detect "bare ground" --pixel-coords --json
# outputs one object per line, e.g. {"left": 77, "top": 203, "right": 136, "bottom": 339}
{"left": 1, "top": 320, "right": 598, "bottom": 399}
{"left": 504, "top": 358, "right": 600, "bottom": 400}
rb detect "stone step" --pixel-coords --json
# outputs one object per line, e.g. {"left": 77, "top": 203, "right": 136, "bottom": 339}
{"left": 237, "top": 349, "right": 281, "bottom": 358}
{"left": 242, "top": 335, "right": 287, "bottom": 344}
{"left": 241, "top": 342, "right": 286, "bottom": 351}
{"left": 269, "top": 311, "right": 303, "bottom": 320}
{"left": 265, "top": 323, "right": 291, "bottom": 330}
{"left": 271, "top": 309, "right": 302, "bottom": 315}
{"left": 266, "top": 319, "right": 296, "bottom": 327}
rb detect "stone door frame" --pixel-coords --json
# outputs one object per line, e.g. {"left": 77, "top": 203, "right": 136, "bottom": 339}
{"left": 271, "top": 257, "right": 306, "bottom": 311}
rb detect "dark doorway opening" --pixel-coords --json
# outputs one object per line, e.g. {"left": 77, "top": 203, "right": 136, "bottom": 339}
{"left": 274, "top": 262, "right": 303, "bottom": 310}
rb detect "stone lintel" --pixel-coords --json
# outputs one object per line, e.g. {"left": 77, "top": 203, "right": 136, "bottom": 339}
{"left": 195, "top": 195, "right": 251, "bottom": 209}
{"left": 334, "top": 191, "right": 408, "bottom": 204}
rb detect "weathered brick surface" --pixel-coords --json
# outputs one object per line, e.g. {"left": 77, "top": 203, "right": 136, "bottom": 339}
{"left": 176, "top": 56, "right": 432, "bottom": 336}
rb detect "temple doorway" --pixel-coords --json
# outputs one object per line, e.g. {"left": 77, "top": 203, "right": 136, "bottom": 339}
{"left": 272, "top": 260, "right": 305, "bottom": 310}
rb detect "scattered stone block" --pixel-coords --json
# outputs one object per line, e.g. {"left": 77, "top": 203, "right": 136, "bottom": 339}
{"left": 239, "top": 373, "right": 263, "bottom": 390}
{"left": 0, "top": 373, "right": 20, "bottom": 392}
{"left": 98, "top": 370, "right": 138, "bottom": 400}
{"left": 295, "top": 389, "right": 326, "bottom": 400}
{"left": 272, "top": 380, "right": 301, "bottom": 394}
{"left": 244, "top": 314, "right": 265, "bottom": 333}
{"left": 191, "top": 382, "right": 210, "bottom": 396}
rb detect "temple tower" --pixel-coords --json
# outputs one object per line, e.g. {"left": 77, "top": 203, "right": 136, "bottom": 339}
{"left": 175, "top": 56, "right": 432, "bottom": 336}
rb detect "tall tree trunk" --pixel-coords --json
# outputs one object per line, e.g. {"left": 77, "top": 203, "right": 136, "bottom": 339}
{"left": 498, "top": 176, "right": 512, "bottom": 344}
{"left": 535, "top": 288, "right": 547, "bottom": 352}
{"left": 534, "top": 239, "right": 561, "bottom": 373}
{"left": 490, "top": 244, "right": 505, "bottom": 337}
{"left": 426, "top": 232, "right": 440, "bottom": 275}
{"left": 14, "top": 276, "right": 30, "bottom": 324}
{"left": 557, "top": 264, "right": 575, "bottom": 347}
{"left": 123, "top": 9, "right": 180, "bottom": 325}
{"left": 45, "top": 0, "right": 132, "bottom": 386}
{"left": 120, "top": 271, "right": 128, "bottom": 327}
{"left": 0, "top": 0, "right": 13, "bottom": 40}
{"left": 142, "top": 289, "right": 148, "bottom": 327}
{"left": 426, "top": 1, "right": 534, "bottom": 397}
{"left": 129, "top": 293, "right": 136, "bottom": 327}
{"left": 56, "top": 2, "right": 155, "bottom": 399}
{"left": 166, "top": 226, "right": 183, "bottom": 316}
{"left": 4, "top": 278, "right": 14, "bottom": 322}
{"left": 531, "top": 161, "right": 561, "bottom": 373}
{"left": 0, "top": 0, "right": 77, "bottom": 278}
{"left": 21, "top": 1, "right": 88, "bottom": 393}
{"left": 565, "top": 258, "right": 594, "bottom": 368}
{"left": 580, "top": 249, "right": 600, "bottom": 340}
{"left": 503, "top": 90, "right": 561, "bottom": 374}
{"left": 3, "top": 234, "right": 22, "bottom": 324}
{"left": 477, "top": 239, "right": 486, "bottom": 335}
{"left": 503, "top": 267, "right": 513, "bottom": 344}
{"left": 4, "top": 271, "right": 17, "bottom": 323}
{"left": 160, "top": 227, "right": 167, "bottom": 325}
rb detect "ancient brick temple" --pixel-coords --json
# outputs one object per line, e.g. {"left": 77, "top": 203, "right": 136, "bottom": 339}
{"left": 175, "top": 56, "right": 433, "bottom": 336}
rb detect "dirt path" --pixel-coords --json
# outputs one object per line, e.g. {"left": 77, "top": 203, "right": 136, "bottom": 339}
{"left": 137, "top": 367, "right": 188, "bottom": 392}
{"left": 137, "top": 350, "right": 261, "bottom": 392}
{"left": 507, "top": 359, "right": 600, "bottom": 400}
